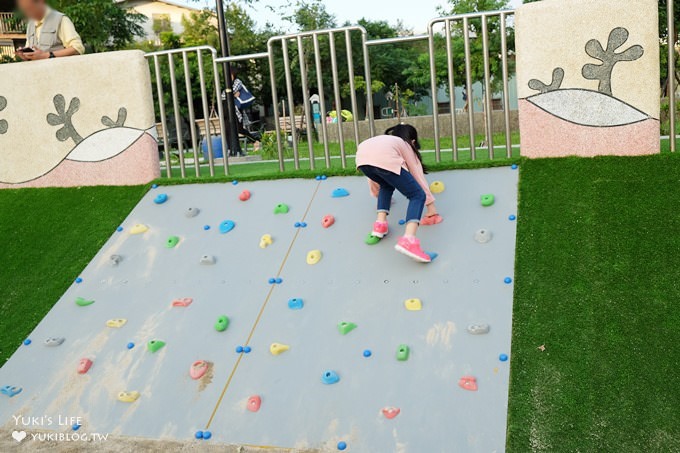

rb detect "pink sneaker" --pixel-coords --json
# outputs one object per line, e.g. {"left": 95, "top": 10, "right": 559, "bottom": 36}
{"left": 395, "top": 236, "right": 432, "bottom": 263}
{"left": 372, "top": 221, "right": 389, "bottom": 238}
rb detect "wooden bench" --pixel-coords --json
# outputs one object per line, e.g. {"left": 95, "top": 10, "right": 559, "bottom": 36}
{"left": 278, "top": 115, "right": 307, "bottom": 139}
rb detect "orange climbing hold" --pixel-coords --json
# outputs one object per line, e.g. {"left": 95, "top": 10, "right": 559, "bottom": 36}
{"left": 247, "top": 395, "right": 262, "bottom": 412}
{"left": 458, "top": 376, "right": 478, "bottom": 391}
{"left": 77, "top": 358, "right": 93, "bottom": 374}
{"left": 172, "top": 297, "right": 193, "bottom": 307}
{"left": 322, "top": 215, "right": 335, "bottom": 228}
{"left": 239, "top": 190, "right": 251, "bottom": 201}
{"left": 382, "top": 407, "right": 400, "bottom": 419}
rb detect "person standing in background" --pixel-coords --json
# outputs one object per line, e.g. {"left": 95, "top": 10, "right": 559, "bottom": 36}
{"left": 15, "top": 0, "right": 85, "bottom": 61}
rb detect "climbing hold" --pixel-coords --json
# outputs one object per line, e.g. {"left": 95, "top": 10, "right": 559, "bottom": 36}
{"left": 185, "top": 207, "right": 200, "bottom": 218}
{"left": 430, "top": 181, "right": 445, "bottom": 194}
{"left": 166, "top": 235, "right": 180, "bottom": 248}
{"left": 151, "top": 184, "right": 159, "bottom": 189}
{"left": 129, "top": 224, "right": 148, "bottom": 235}
{"left": 203, "top": 225, "right": 211, "bottom": 231}
{"left": 426, "top": 252, "right": 439, "bottom": 261}
{"left": 154, "top": 193, "right": 168, "bottom": 204}
{"left": 203, "top": 431, "right": 212, "bottom": 440}
{"left": 75, "top": 277, "right": 83, "bottom": 284}
{"left": 294, "top": 222, "right": 301, "bottom": 228}
{"left": 365, "top": 233, "right": 382, "bottom": 245}
{"left": 301, "top": 222, "right": 307, "bottom": 227}
{"left": 332, "top": 188, "right": 349, "bottom": 198}
{"left": 404, "top": 298, "right": 422, "bottom": 311}
{"left": 321, "top": 370, "right": 340, "bottom": 385}
{"left": 1, "top": 386, "right": 22, "bottom": 397}
{"left": 247, "top": 395, "right": 262, "bottom": 412}
{"left": 504, "top": 277, "right": 513, "bottom": 284}
{"left": 268, "top": 278, "right": 276, "bottom": 284}
{"left": 72, "top": 424, "right": 81, "bottom": 431}
{"left": 235, "top": 346, "right": 244, "bottom": 353}
{"left": 110, "top": 254, "right": 122, "bottom": 266}
{"left": 467, "top": 324, "right": 490, "bottom": 335}
{"left": 275, "top": 278, "right": 283, "bottom": 284}
{"left": 259, "top": 234, "right": 273, "bottom": 249}
{"left": 398, "top": 219, "right": 406, "bottom": 225}
{"left": 509, "top": 214, "right": 517, "bottom": 221}
{"left": 499, "top": 353, "right": 509, "bottom": 362}
{"left": 219, "top": 220, "right": 236, "bottom": 234}
{"left": 458, "top": 376, "right": 478, "bottom": 391}
{"left": 147, "top": 340, "right": 166, "bottom": 353}
{"left": 480, "top": 194, "right": 495, "bottom": 207}
{"left": 337, "top": 322, "right": 357, "bottom": 335}
{"left": 474, "top": 229, "right": 493, "bottom": 244}
{"left": 75, "top": 297, "right": 95, "bottom": 307}
{"left": 239, "top": 190, "right": 251, "bottom": 201}
{"left": 215, "top": 315, "right": 230, "bottom": 332}
{"left": 44, "top": 337, "right": 65, "bottom": 347}
{"left": 232, "top": 180, "right": 239, "bottom": 185}
{"left": 274, "top": 203, "right": 289, "bottom": 214}
{"left": 117, "top": 391, "right": 140, "bottom": 402}
{"left": 322, "top": 215, "right": 335, "bottom": 228}
{"left": 243, "top": 346, "right": 252, "bottom": 353}
{"left": 195, "top": 431, "right": 204, "bottom": 439}
{"left": 396, "top": 344, "right": 410, "bottom": 361}
{"left": 116, "top": 226, "right": 124, "bottom": 232}
{"left": 511, "top": 164, "right": 518, "bottom": 170}
{"left": 126, "top": 342, "right": 135, "bottom": 350}
{"left": 337, "top": 441, "right": 347, "bottom": 450}
{"left": 321, "top": 175, "right": 327, "bottom": 180}
{"left": 288, "top": 298, "right": 304, "bottom": 310}
{"left": 190, "top": 360, "right": 210, "bottom": 380}
{"left": 200, "top": 255, "right": 216, "bottom": 265}
{"left": 172, "top": 297, "right": 193, "bottom": 307}
{"left": 77, "top": 358, "right": 93, "bottom": 374}
{"left": 315, "top": 175, "right": 322, "bottom": 181}
{"left": 106, "top": 319, "right": 127, "bottom": 328}
{"left": 306, "top": 250, "right": 322, "bottom": 265}
{"left": 270, "top": 343, "right": 290, "bottom": 355}
{"left": 382, "top": 407, "right": 401, "bottom": 419}
{"left": 363, "top": 349, "right": 372, "bottom": 357}
{"left": 23, "top": 339, "right": 31, "bottom": 346}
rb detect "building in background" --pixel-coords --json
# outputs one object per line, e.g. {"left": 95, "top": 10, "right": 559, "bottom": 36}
{"left": 0, "top": 0, "right": 25, "bottom": 59}
{"left": 116, "top": 0, "right": 203, "bottom": 44}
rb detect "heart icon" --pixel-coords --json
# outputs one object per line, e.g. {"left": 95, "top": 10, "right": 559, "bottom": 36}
{"left": 12, "top": 430, "right": 26, "bottom": 442}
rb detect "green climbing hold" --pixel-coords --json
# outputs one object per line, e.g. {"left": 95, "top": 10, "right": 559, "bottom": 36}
{"left": 215, "top": 315, "right": 230, "bottom": 332}
{"left": 75, "top": 297, "right": 95, "bottom": 307}
{"left": 165, "top": 236, "right": 180, "bottom": 248}
{"left": 274, "top": 203, "right": 289, "bottom": 214}
{"left": 396, "top": 344, "right": 410, "bottom": 361}
{"left": 147, "top": 340, "right": 166, "bottom": 353}
{"left": 365, "top": 233, "right": 382, "bottom": 245}
{"left": 480, "top": 194, "right": 495, "bottom": 207}
{"left": 337, "top": 322, "right": 357, "bottom": 335}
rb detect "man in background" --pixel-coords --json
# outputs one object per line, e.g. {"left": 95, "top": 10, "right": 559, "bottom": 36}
{"left": 15, "top": 0, "right": 84, "bottom": 60}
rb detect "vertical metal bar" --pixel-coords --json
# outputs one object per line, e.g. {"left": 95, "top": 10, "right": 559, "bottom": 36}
{"left": 182, "top": 51, "right": 200, "bottom": 177}
{"left": 168, "top": 53, "right": 186, "bottom": 178}
{"left": 329, "top": 31, "right": 347, "bottom": 168}
{"left": 297, "top": 35, "right": 315, "bottom": 170}
{"left": 500, "top": 12, "right": 512, "bottom": 158}
{"left": 345, "top": 29, "right": 361, "bottom": 146}
{"left": 361, "top": 32, "right": 376, "bottom": 136}
{"left": 481, "top": 16, "right": 494, "bottom": 159}
{"left": 153, "top": 55, "right": 172, "bottom": 178}
{"left": 463, "top": 17, "right": 476, "bottom": 160}
{"left": 268, "top": 41, "right": 285, "bottom": 172}
{"left": 669, "top": 0, "right": 676, "bottom": 152}
{"left": 211, "top": 51, "right": 229, "bottom": 175}
{"left": 428, "top": 23, "right": 441, "bottom": 161}
{"left": 282, "top": 39, "right": 300, "bottom": 170}
{"left": 197, "top": 50, "right": 215, "bottom": 177}
{"left": 445, "top": 19, "right": 458, "bottom": 161}
{"left": 313, "top": 34, "right": 331, "bottom": 168}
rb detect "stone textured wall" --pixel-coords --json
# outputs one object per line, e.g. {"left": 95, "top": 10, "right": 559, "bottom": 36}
{"left": 0, "top": 50, "right": 159, "bottom": 188}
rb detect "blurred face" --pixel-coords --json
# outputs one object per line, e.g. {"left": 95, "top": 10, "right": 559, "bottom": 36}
{"left": 17, "top": 0, "right": 47, "bottom": 21}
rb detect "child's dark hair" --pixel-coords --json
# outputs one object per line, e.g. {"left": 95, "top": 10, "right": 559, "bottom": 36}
{"left": 385, "top": 124, "right": 427, "bottom": 173}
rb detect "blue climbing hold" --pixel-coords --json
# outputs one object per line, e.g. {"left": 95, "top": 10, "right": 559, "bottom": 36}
{"left": 275, "top": 278, "right": 283, "bottom": 284}
{"left": 232, "top": 180, "right": 239, "bottom": 185}
{"left": 72, "top": 424, "right": 81, "bottom": 431}
{"left": 268, "top": 278, "right": 276, "bottom": 284}
{"left": 511, "top": 164, "right": 518, "bottom": 170}
{"left": 151, "top": 184, "right": 158, "bottom": 189}
{"left": 499, "top": 353, "right": 509, "bottom": 362}
{"left": 337, "top": 441, "right": 347, "bottom": 450}
{"left": 23, "top": 339, "right": 31, "bottom": 346}
{"left": 321, "top": 370, "right": 340, "bottom": 385}
{"left": 243, "top": 346, "right": 252, "bottom": 353}
{"left": 75, "top": 277, "right": 83, "bottom": 284}
{"left": 504, "top": 277, "right": 513, "bottom": 284}
{"left": 288, "top": 298, "right": 304, "bottom": 310}
{"left": 116, "top": 226, "right": 123, "bottom": 232}
{"left": 426, "top": 252, "right": 439, "bottom": 261}
{"left": 219, "top": 220, "right": 236, "bottom": 234}
{"left": 301, "top": 222, "right": 307, "bottom": 228}
{"left": 126, "top": 342, "right": 135, "bottom": 350}
{"left": 203, "top": 225, "right": 211, "bottom": 231}
{"left": 398, "top": 219, "right": 406, "bottom": 226}
{"left": 363, "top": 349, "right": 372, "bottom": 358}
{"left": 203, "top": 431, "right": 212, "bottom": 440}
{"left": 195, "top": 431, "right": 203, "bottom": 439}
{"left": 321, "top": 175, "right": 327, "bottom": 180}
{"left": 236, "top": 346, "right": 244, "bottom": 353}
{"left": 294, "top": 222, "right": 301, "bottom": 228}
{"left": 509, "top": 215, "right": 516, "bottom": 221}
{"left": 154, "top": 193, "right": 168, "bottom": 204}
{"left": 1, "top": 385, "right": 22, "bottom": 397}
{"left": 332, "top": 188, "right": 350, "bottom": 198}
{"left": 315, "top": 175, "right": 322, "bottom": 181}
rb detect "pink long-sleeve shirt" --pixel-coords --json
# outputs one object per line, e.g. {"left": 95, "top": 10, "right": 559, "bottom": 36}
{"left": 355, "top": 135, "right": 435, "bottom": 205}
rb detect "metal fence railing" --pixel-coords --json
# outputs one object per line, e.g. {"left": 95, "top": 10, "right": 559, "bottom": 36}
{"left": 668, "top": 0, "right": 676, "bottom": 152}
{"left": 0, "top": 12, "right": 25, "bottom": 35}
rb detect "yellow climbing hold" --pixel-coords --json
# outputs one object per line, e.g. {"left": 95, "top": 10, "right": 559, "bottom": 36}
{"left": 270, "top": 343, "right": 290, "bottom": 356}
{"left": 404, "top": 298, "right": 422, "bottom": 311}
{"left": 129, "top": 224, "right": 149, "bottom": 235}
{"left": 306, "top": 250, "right": 322, "bottom": 265}
{"left": 260, "top": 234, "right": 273, "bottom": 249}
{"left": 106, "top": 318, "right": 127, "bottom": 328}
{"left": 430, "top": 181, "right": 445, "bottom": 194}
{"left": 117, "top": 391, "right": 140, "bottom": 402}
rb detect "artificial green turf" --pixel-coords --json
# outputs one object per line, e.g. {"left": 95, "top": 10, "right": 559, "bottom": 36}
{"left": 508, "top": 153, "right": 680, "bottom": 452}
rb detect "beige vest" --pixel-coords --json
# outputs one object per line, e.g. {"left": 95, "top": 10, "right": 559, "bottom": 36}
{"left": 26, "top": 10, "right": 65, "bottom": 52}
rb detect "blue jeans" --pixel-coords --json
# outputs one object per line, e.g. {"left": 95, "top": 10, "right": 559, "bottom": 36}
{"left": 358, "top": 165, "right": 426, "bottom": 224}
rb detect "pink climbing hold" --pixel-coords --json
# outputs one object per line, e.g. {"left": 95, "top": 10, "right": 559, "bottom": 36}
{"left": 172, "top": 297, "right": 193, "bottom": 307}
{"left": 322, "top": 215, "right": 335, "bottom": 228}
{"left": 458, "top": 376, "right": 478, "bottom": 391}
{"left": 190, "top": 360, "right": 210, "bottom": 380}
{"left": 77, "top": 358, "right": 93, "bottom": 374}
{"left": 239, "top": 190, "right": 251, "bottom": 201}
{"left": 247, "top": 395, "right": 261, "bottom": 412}
{"left": 382, "top": 407, "right": 400, "bottom": 419}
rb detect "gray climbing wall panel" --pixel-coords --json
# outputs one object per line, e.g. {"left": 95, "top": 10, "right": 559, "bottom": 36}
{"left": 0, "top": 167, "right": 519, "bottom": 452}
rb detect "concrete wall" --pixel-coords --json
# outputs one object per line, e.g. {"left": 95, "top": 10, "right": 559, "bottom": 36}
{"left": 0, "top": 50, "right": 159, "bottom": 188}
